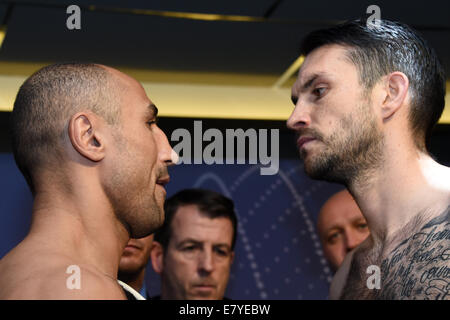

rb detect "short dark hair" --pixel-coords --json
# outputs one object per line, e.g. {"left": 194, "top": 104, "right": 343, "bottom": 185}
{"left": 300, "top": 19, "right": 446, "bottom": 151}
{"left": 154, "top": 188, "right": 238, "bottom": 251}
{"left": 11, "top": 63, "right": 121, "bottom": 193}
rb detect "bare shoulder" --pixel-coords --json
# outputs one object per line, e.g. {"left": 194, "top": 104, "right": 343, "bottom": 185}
{"left": 383, "top": 205, "right": 450, "bottom": 299}
{"left": 337, "top": 206, "right": 450, "bottom": 300}
{"left": 375, "top": 206, "right": 449, "bottom": 299}
{"left": 37, "top": 265, "right": 126, "bottom": 300}
{"left": 0, "top": 249, "right": 125, "bottom": 300}
{"left": 329, "top": 250, "right": 355, "bottom": 299}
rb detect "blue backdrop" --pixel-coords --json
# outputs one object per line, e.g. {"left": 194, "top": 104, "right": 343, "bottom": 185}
{"left": 0, "top": 152, "right": 343, "bottom": 300}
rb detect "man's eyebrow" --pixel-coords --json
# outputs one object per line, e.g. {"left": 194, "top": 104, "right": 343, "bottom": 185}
{"left": 326, "top": 225, "right": 343, "bottom": 233}
{"left": 177, "top": 239, "right": 231, "bottom": 248}
{"left": 178, "top": 239, "right": 201, "bottom": 246}
{"left": 291, "top": 73, "right": 324, "bottom": 104}
{"left": 300, "top": 74, "right": 319, "bottom": 91}
{"left": 213, "top": 243, "right": 232, "bottom": 250}
{"left": 301, "top": 72, "right": 333, "bottom": 90}
{"left": 352, "top": 217, "right": 367, "bottom": 225}
{"left": 148, "top": 103, "right": 158, "bottom": 118}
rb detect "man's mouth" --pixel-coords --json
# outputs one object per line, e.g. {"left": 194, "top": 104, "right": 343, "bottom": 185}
{"left": 156, "top": 175, "right": 170, "bottom": 186}
{"left": 123, "top": 244, "right": 141, "bottom": 253}
{"left": 297, "top": 136, "right": 316, "bottom": 149}
{"left": 192, "top": 284, "right": 216, "bottom": 293}
{"left": 125, "top": 244, "right": 139, "bottom": 250}
{"left": 126, "top": 239, "right": 141, "bottom": 250}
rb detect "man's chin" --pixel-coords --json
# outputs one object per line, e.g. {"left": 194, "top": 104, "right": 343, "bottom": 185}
{"left": 188, "top": 287, "right": 220, "bottom": 300}
{"left": 302, "top": 154, "right": 321, "bottom": 176}
{"left": 187, "top": 294, "right": 217, "bottom": 300}
{"left": 303, "top": 155, "right": 337, "bottom": 181}
{"left": 118, "top": 263, "right": 141, "bottom": 274}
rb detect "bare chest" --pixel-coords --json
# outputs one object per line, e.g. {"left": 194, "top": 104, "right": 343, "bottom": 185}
{"left": 341, "top": 209, "right": 450, "bottom": 300}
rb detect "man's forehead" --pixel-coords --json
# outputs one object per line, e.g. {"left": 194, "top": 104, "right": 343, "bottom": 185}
{"left": 99, "top": 64, "right": 134, "bottom": 82}
{"left": 173, "top": 213, "right": 233, "bottom": 233}
{"left": 323, "top": 215, "right": 367, "bottom": 232}
{"left": 294, "top": 45, "right": 353, "bottom": 88}
{"left": 320, "top": 206, "right": 365, "bottom": 227}
{"left": 171, "top": 209, "right": 233, "bottom": 242}
{"left": 99, "top": 64, "right": 148, "bottom": 95}
{"left": 173, "top": 232, "right": 233, "bottom": 249}
{"left": 303, "top": 43, "right": 351, "bottom": 65}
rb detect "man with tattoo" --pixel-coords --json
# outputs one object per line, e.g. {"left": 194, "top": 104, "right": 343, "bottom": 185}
{"left": 287, "top": 19, "right": 450, "bottom": 299}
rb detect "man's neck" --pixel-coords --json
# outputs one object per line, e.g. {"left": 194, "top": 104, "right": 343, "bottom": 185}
{"left": 28, "top": 184, "right": 129, "bottom": 280}
{"left": 348, "top": 149, "right": 450, "bottom": 241}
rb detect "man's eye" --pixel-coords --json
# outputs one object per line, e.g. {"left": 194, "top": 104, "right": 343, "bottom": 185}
{"left": 358, "top": 223, "right": 368, "bottom": 230}
{"left": 215, "top": 248, "right": 229, "bottom": 257}
{"left": 182, "top": 246, "right": 195, "bottom": 251}
{"left": 327, "top": 232, "right": 340, "bottom": 244}
{"left": 147, "top": 120, "right": 157, "bottom": 127}
{"left": 313, "top": 87, "right": 326, "bottom": 97}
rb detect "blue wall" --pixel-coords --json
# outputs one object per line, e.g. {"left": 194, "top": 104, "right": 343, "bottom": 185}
{"left": 0, "top": 152, "right": 343, "bottom": 299}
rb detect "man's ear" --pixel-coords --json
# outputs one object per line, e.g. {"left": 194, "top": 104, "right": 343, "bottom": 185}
{"left": 68, "top": 112, "right": 105, "bottom": 162}
{"left": 380, "top": 72, "right": 409, "bottom": 121}
{"left": 150, "top": 241, "right": 164, "bottom": 275}
{"left": 230, "top": 251, "right": 235, "bottom": 265}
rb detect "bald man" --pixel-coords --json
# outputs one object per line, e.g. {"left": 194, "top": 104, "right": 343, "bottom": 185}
{"left": 317, "top": 190, "right": 370, "bottom": 272}
{"left": 0, "top": 63, "right": 177, "bottom": 299}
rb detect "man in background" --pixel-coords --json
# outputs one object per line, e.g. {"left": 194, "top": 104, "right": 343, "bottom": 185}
{"left": 118, "top": 235, "right": 154, "bottom": 299}
{"left": 151, "top": 188, "right": 237, "bottom": 300}
{"left": 317, "top": 190, "right": 370, "bottom": 272}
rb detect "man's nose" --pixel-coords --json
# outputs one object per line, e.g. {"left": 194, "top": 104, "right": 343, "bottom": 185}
{"left": 345, "top": 231, "right": 363, "bottom": 252}
{"left": 156, "top": 127, "right": 178, "bottom": 166}
{"left": 286, "top": 101, "right": 311, "bottom": 131}
{"left": 198, "top": 250, "right": 214, "bottom": 274}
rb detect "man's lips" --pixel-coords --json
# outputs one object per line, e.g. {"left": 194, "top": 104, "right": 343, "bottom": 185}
{"left": 193, "top": 282, "right": 216, "bottom": 287}
{"left": 192, "top": 284, "right": 216, "bottom": 291}
{"left": 297, "top": 136, "right": 316, "bottom": 149}
{"left": 124, "top": 244, "right": 140, "bottom": 252}
{"left": 156, "top": 175, "right": 170, "bottom": 186}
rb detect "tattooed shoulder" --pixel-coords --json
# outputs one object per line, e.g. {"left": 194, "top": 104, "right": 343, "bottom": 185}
{"left": 342, "top": 206, "right": 450, "bottom": 300}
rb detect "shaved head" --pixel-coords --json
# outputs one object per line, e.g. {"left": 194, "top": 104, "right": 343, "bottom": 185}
{"left": 11, "top": 63, "right": 123, "bottom": 193}
{"left": 317, "top": 189, "right": 369, "bottom": 270}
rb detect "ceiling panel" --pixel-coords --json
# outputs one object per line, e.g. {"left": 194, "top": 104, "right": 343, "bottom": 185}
{"left": 0, "top": 4, "right": 7, "bottom": 23}
{"left": 6, "top": 0, "right": 278, "bottom": 16}
{"left": 0, "top": 5, "right": 322, "bottom": 74}
{"left": 0, "top": 1, "right": 449, "bottom": 122}
{"left": 271, "top": 0, "right": 450, "bottom": 76}
{"left": 0, "top": 0, "right": 449, "bottom": 77}
{"left": 271, "top": 0, "right": 450, "bottom": 27}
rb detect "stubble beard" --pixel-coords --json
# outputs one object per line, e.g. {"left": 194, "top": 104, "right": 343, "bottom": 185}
{"left": 302, "top": 103, "right": 384, "bottom": 188}
{"left": 106, "top": 168, "right": 162, "bottom": 239}
{"left": 105, "top": 132, "right": 164, "bottom": 239}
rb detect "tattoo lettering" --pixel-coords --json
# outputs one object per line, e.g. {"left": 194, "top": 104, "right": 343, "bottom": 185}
{"left": 342, "top": 208, "right": 450, "bottom": 299}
